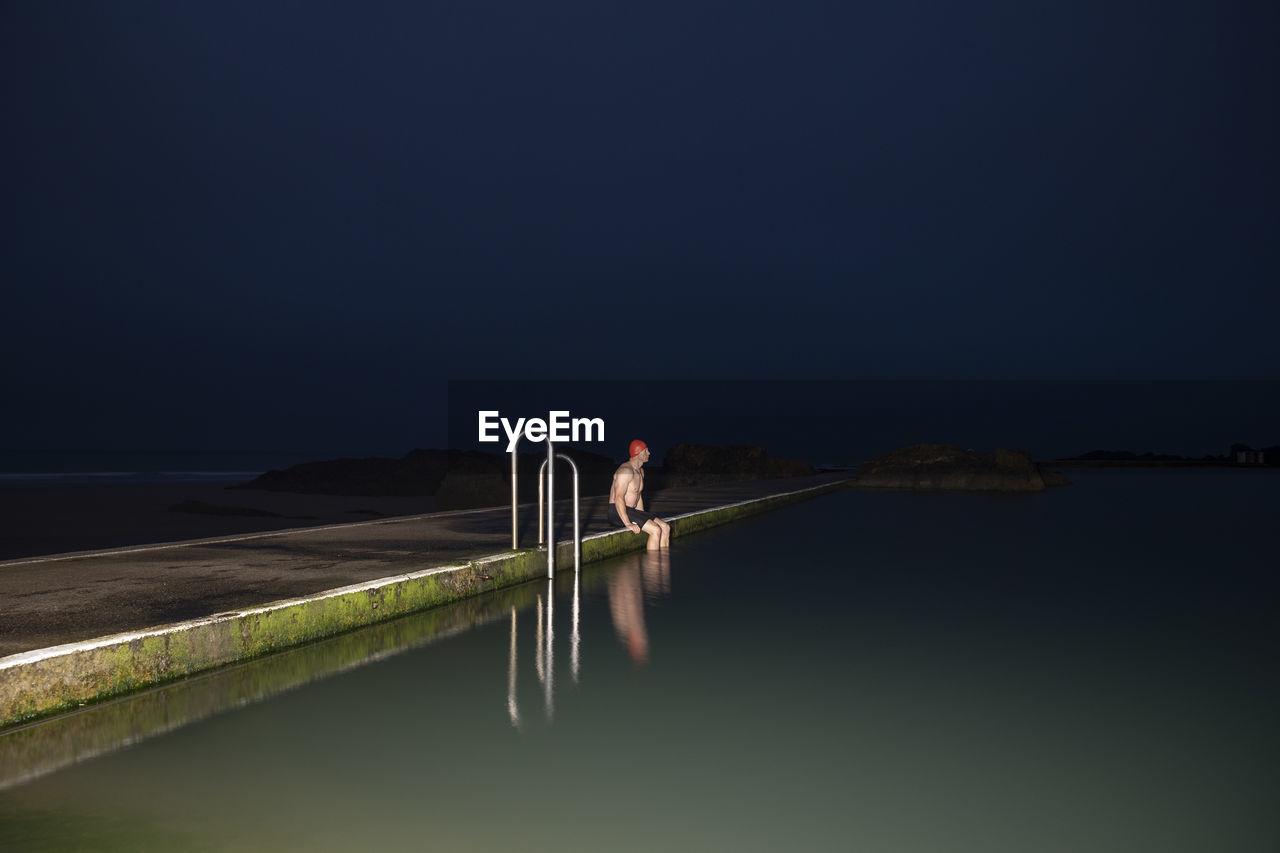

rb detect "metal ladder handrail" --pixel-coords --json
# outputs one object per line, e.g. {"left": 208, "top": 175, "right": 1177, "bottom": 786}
{"left": 508, "top": 438, "right": 581, "bottom": 577}
{"left": 537, "top": 447, "right": 580, "bottom": 577}
{"left": 510, "top": 438, "right": 520, "bottom": 550}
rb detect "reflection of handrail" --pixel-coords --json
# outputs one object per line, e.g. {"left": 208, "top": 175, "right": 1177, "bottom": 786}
{"left": 534, "top": 593, "right": 545, "bottom": 684}
{"left": 507, "top": 607, "right": 519, "bottom": 727}
{"left": 571, "top": 567, "right": 580, "bottom": 684}
{"left": 510, "top": 566, "right": 582, "bottom": 727}
{"left": 537, "top": 447, "right": 581, "bottom": 577}
{"left": 544, "top": 578, "right": 554, "bottom": 719}
{"left": 531, "top": 582, "right": 555, "bottom": 719}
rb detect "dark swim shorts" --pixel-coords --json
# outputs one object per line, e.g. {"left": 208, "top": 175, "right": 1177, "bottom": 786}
{"left": 607, "top": 503, "right": 656, "bottom": 528}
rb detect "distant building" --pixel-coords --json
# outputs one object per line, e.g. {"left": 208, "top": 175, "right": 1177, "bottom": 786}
{"left": 1230, "top": 444, "right": 1274, "bottom": 465}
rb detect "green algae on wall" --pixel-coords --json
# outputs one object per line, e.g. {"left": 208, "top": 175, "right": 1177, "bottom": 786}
{"left": 0, "top": 580, "right": 547, "bottom": 790}
{"left": 0, "top": 480, "right": 848, "bottom": 729}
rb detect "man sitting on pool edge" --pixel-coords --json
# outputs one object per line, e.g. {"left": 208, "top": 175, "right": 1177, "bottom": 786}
{"left": 608, "top": 439, "right": 671, "bottom": 550}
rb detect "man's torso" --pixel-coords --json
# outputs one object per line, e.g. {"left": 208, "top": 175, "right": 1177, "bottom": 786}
{"left": 610, "top": 463, "right": 643, "bottom": 507}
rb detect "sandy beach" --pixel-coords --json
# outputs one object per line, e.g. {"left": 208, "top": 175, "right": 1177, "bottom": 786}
{"left": 0, "top": 483, "right": 438, "bottom": 563}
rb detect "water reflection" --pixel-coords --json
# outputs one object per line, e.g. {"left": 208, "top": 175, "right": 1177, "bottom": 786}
{"left": 507, "top": 607, "right": 519, "bottom": 728}
{"left": 640, "top": 548, "right": 671, "bottom": 602}
{"left": 5, "top": 482, "right": 1276, "bottom": 850}
{"left": 608, "top": 550, "right": 669, "bottom": 664}
{"left": 571, "top": 567, "right": 581, "bottom": 684}
{"left": 520, "top": 580, "right": 562, "bottom": 724}
{"left": 1, "top": 579, "right": 546, "bottom": 791}
{"left": 538, "top": 580, "right": 554, "bottom": 719}
{"left": 2, "top": 549, "right": 676, "bottom": 786}
{"left": 507, "top": 550, "right": 672, "bottom": 727}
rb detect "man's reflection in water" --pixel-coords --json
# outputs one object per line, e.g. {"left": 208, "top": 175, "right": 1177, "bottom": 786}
{"left": 640, "top": 546, "right": 671, "bottom": 602}
{"left": 608, "top": 549, "right": 671, "bottom": 665}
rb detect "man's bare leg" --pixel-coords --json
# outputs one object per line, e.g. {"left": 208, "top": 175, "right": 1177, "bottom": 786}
{"left": 642, "top": 519, "right": 663, "bottom": 551}
{"left": 656, "top": 517, "right": 671, "bottom": 548}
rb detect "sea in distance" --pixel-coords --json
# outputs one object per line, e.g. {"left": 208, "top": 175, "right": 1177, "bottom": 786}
{"left": 0, "top": 450, "right": 379, "bottom": 488}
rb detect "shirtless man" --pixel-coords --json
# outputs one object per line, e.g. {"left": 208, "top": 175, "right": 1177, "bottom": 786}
{"left": 608, "top": 439, "right": 670, "bottom": 550}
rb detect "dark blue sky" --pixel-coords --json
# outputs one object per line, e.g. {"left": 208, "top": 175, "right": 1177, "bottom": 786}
{"left": 2, "top": 1, "right": 1276, "bottom": 456}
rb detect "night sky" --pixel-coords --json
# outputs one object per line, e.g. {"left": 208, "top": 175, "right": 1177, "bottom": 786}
{"left": 2, "top": 2, "right": 1276, "bottom": 458}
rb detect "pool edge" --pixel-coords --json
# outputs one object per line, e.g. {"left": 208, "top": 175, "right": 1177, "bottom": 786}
{"left": 0, "top": 478, "right": 850, "bottom": 728}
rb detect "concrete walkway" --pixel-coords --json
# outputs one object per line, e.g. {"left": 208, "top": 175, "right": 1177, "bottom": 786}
{"left": 0, "top": 474, "right": 848, "bottom": 658}
{"left": 0, "top": 474, "right": 850, "bottom": 727}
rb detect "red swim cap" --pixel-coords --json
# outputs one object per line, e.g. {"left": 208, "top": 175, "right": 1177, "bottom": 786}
{"left": 629, "top": 439, "right": 648, "bottom": 458}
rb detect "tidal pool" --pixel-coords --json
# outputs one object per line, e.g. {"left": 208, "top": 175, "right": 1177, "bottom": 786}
{"left": 2, "top": 470, "right": 1277, "bottom": 851}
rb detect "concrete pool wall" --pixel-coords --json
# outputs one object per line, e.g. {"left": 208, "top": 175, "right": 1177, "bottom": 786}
{"left": 0, "top": 479, "right": 849, "bottom": 728}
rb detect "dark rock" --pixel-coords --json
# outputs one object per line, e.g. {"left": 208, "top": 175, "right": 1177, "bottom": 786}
{"left": 234, "top": 446, "right": 621, "bottom": 509}
{"left": 435, "top": 469, "right": 509, "bottom": 511}
{"left": 436, "top": 446, "right": 621, "bottom": 510}
{"left": 857, "top": 444, "right": 1069, "bottom": 491}
{"left": 231, "top": 443, "right": 816, "bottom": 508}
{"left": 508, "top": 448, "right": 619, "bottom": 503}
{"left": 659, "top": 443, "right": 815, "bottom": 487}
{"left": 233, "top": 449, "right": 483, "bottom": 496}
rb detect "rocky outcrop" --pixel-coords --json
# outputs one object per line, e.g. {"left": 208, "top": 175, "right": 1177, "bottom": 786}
{"left": 233, "top": 443, "right": 819, "bottom": 507}
{"left": 658, "top": 443, "right": 815, "bottom": 488}
{"left": 233, "top": 449, "right": 477, "bottom": 497}
{"left": 234, "top": 447, "right": 620, "bottom": 510}
{"left": 856, "top": 444, "right": 1069, "bottom": 492}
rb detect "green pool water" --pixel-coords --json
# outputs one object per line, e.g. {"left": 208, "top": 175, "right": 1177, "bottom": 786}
{"left": 2, "top": 470, "right": 1277, "bottom": 851}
